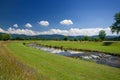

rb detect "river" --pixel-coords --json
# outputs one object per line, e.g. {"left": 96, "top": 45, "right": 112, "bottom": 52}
{"left": 28, "top": 43, "right": 120, "bottom": 68}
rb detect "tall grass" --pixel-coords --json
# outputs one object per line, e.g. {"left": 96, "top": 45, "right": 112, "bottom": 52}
{"left": 0, "top": 41, "right": 38, "bottom": 80}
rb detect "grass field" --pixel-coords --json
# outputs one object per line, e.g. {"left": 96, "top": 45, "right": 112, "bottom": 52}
{"left": 0, "top": 41, "right": 38, "bottom": 80}
{"left": 39, "top": 41, "right": 120, "bottom": 55}
{"left": 3, "top": 41, "right": 119, "bottom": 80}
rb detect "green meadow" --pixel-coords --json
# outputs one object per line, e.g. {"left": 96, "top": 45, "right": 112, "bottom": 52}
{"left": 0, "top": 41, "right": 119, "bottom": 80}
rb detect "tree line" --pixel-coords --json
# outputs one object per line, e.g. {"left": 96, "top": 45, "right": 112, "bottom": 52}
{"left": 0, "top": 32, "right": 119, "bottom": 41}
{"left": 0, "top": 33, "right": 11, "bottom": 41}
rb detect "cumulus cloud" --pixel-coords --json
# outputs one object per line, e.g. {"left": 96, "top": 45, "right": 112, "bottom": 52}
{"left": 38, "top": 21, "right": 49, "bottom": 26}
{"left": 39, "top": 29, "right": 68, "bottom": 35}
{"left": 7, "top": 27, "right": 36, "bottom": 35}
{"left": 60, "top": 19, "right": 73, "bottom": 25}
{"left": 38, "top": 27, "right": 117, "bottom": 36}
{"left": 13, "top": 24, "right": 18, "bottom": 28}
{"left": 0, "top": 27, "right": 37, "bottom": 35}
{"left": 0, "top": 27, "right": 118, "bottom": 36}
{"left": 0, "top": 28, "right": 5, "bottom": 33}
{"left": 25, "top": 23, "right": 32, "bottom": 28}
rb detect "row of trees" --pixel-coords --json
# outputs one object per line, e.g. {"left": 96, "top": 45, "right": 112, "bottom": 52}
{"left": 0, "top": 33, "right": 11, "bottom": 40}
{"left": 63, "top": 36, "right": 100, "bottom": 41}
{"left": 63, "top": 30, "right": 106, "bottom": 41}
{"left": 63, "top": 35, "right": 104, "bottom": 42}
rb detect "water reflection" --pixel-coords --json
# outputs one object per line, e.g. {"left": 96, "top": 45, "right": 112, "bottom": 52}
{"left": 28, "top": 43, "right": 120, "bottom": 68}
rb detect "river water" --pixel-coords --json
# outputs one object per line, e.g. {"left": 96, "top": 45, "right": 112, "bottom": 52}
{"left": 28, "top": 43, "right": 120, "bottom": 68}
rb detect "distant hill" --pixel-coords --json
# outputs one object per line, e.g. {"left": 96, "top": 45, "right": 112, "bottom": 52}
{"left": 11, "top": 34, "right": 64, "bottom": 40}
{"left": 0, "top": 32, "right": 119, "bottom": 40}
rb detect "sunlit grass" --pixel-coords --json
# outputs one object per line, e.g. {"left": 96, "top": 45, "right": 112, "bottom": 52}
{"left": 0, "top": 41, "right": 38, "bottom": 80}
{"left": 7, "top": 41, "right": 120, "bottom": 80}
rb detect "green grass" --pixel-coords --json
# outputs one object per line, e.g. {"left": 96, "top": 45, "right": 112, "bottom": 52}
{"left": 0, "top": 41, "right": 38, "bottom": 80}
{"left": 39, "top": 41, "right": 120, "bottom": 55}
{"left": 7, "top": 41, "right": 120, "bottom": 80}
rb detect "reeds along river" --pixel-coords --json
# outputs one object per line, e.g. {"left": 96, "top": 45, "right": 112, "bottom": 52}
{"left": 28, "top": 43, "right": 120, "bottom": 68}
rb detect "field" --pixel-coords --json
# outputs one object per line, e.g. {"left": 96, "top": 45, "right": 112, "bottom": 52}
{"left": 39, "top": 41, "right": 120, "bottom": 55}
{"left": 0, "top": 41, "right": 120, "bottom": 80}
{"left": 0, "top": 41, "right": 37, "bottom": 80}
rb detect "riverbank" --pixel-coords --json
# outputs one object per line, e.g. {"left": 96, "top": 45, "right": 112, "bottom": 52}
{"left": 0, "top": 41, "right": 38, "bottom": 80}
{"left": 28, "top": 43, "right": 120, "bottom": 68}
{"left": 7, "top": 41, "right": 120, "bottom": 80}
{"left": 37, "top": 41, "right": 120, "bottom": 56}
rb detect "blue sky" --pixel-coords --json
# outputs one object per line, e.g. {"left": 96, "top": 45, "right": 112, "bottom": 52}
{"left": 0, "top": 0, "right": 120, "bottom": 36}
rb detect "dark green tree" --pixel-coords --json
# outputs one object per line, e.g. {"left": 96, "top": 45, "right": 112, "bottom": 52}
{"left": 82, "top": 35, "right": 90, "bottom": 41}
{"left": 54, "top": 38, "right": 59, "bottom": 41}
{"left": 0, "top": 34, "right": 2, "bottom": 40}
{"left": 63, "top": 36, "right": 68, "bottom": 41}
{"left": 15, "top": 36, "right": 24, "bottom": 40}
{"left": 73, "top": 38, "right": 78, "bottom": 41}
{"left": 2, "top": 33, "right": 11, "bottom": 41}
{"left": 94, "top": 38, "right": 101, "bottom": 42}
{"left": 110, "top": 12, "right": 120, "bottom": 34}
{"left": 99, "top": 30, "right": 106, "bottom": 40}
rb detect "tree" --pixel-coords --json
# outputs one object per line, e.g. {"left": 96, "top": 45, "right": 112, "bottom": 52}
{"left": 54, "top": 38, "right": 59, "bottom": 41}
{"left": 99, "top": 30, "right": 106, "bottom": 40}
{"left": 82, "top": 35, "right": 90, "bottom": 41}
{"left": 73, "top": 38, "right": 78, "bottom": 41}
{"left": 94, "top": 37, "right": 101, "bottom": 42}
{"left": 0, "top": 34, "right": 2, "bottom": 40}
{"left": 2, "top": 33, "right": 11, "bottom": 41}
{"left": 110, "top": 12, "right": 120, "bottom": 34}
{"left": 15, "top": 36, "right": 24, "bottom": 40}
{"left": 63, "top": 36, "right": 68, "bottom": 41}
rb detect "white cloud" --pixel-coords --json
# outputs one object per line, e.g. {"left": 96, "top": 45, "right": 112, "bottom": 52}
{"left": 38, "top": 21, "right": 49, "bottom": 26}
{"left": 38, "top": 29, "right": 68, "bottom": 35}
{"left": 7, "top": 27, "right": 36, "bottom": 35}
{"left": 0, "top": 28, "right": 5, "bottom": 33}
{"left": 13, "top": 24, "right": 18, "bottom": 28}
{"left": 0, "top": 27, "right": 118, "bottom": 36}
{"left": 38, "top": 27, "right": 117, "bottom": 36}
{"left": 60, "top": 19, "right": 73, "bottom": 25}
{"left": 25, "top": 23, "right": 32, "bottom": 28}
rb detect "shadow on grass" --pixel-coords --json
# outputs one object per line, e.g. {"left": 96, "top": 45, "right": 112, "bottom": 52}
{"left": 103, "top": 42, "right": 113, "bottom": 46}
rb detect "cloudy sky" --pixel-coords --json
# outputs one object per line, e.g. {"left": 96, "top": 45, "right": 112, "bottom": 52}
{"left": 0, "top": 0, "right": 120, "bottom": 36}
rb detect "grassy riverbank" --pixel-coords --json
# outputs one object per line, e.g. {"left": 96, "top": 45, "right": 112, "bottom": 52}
{"left": 39, "top": 41, "right": 120, "bottom": 56}
{"left": 0, "top": 41, "right": 38, "bottom": 80}
{"left": 6, "top": 41, "right": 120, "bottom": 80}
